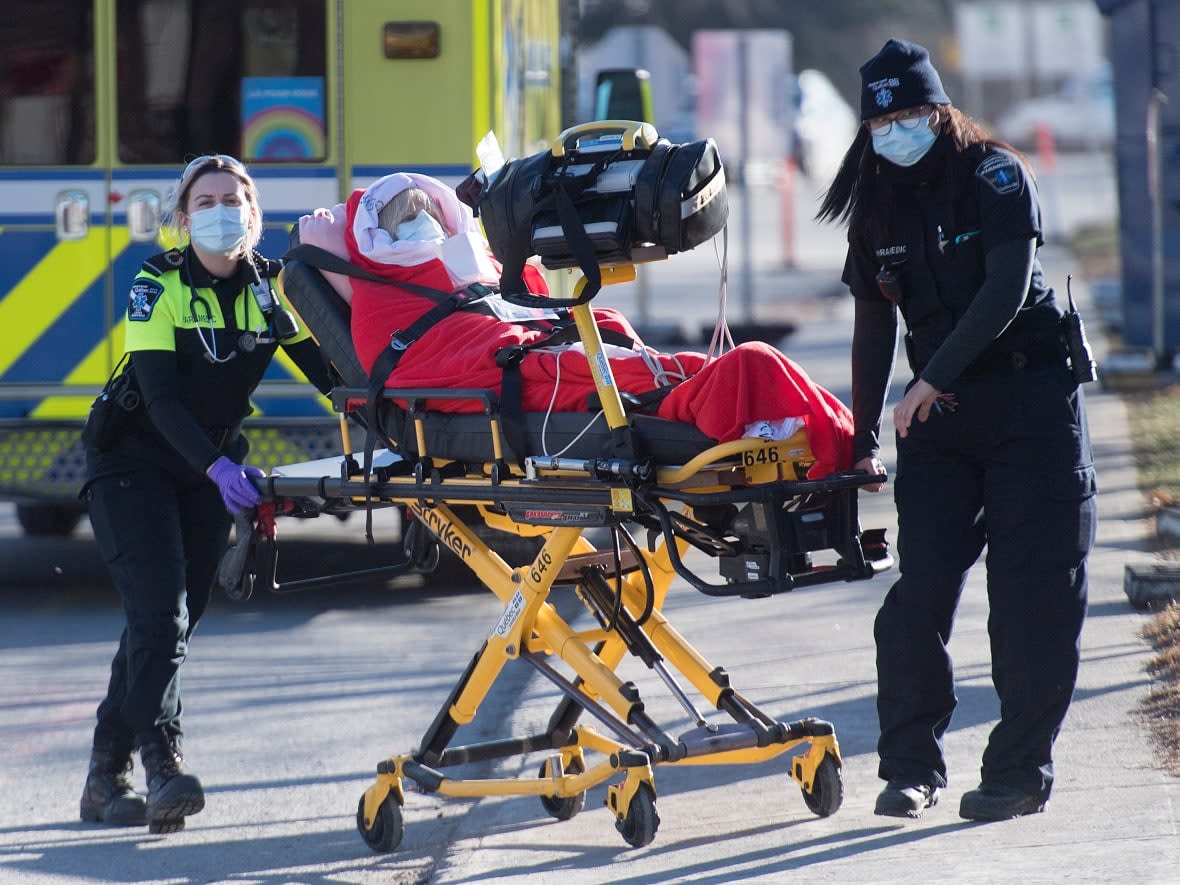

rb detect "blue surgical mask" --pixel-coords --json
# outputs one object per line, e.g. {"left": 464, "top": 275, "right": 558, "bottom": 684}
{"left": 872, "top": 121, "right": 938, "bottom": 167}
{"left": 395, "top": 210, "right": 447, "bottom": 242}
{"left": 189, "top": 203, "right": 249, "bottom": 255}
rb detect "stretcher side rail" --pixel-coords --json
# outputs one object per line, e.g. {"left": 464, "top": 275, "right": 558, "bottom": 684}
{"left": 246, "top": 425, "right": 891, "bottom": 601}
{"left": 250, "top": 262, "right": 894, "bottom": 601}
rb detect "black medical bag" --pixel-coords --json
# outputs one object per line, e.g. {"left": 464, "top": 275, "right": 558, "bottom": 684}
{"left": 466, "top": 121, "right": 728, "bottom": 298}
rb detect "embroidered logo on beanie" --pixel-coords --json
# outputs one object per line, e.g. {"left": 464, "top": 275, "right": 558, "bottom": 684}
{"left": 867, "top": 77, "right": 901, "bottom": 110}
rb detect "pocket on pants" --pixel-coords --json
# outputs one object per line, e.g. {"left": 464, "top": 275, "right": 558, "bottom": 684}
{"left": 87, "top": 474, "right": 138, "bottom": 566}
{"left": 1048, "top": 464, "right": 1098, "bottom": 559}
{"left": 1050, "top": 464, "right": 1098, "bottom": 501}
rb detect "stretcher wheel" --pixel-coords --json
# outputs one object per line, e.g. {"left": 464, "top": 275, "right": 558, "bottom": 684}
{"left": 615, "top": 783, "right": 659, "bottom": 848}
{"left": 801, "top": 753, "right": 843, "bottom": 817}
{"left": 356, "top": 794, "right": 403, "bottom": 853}
{"left": 538, "top": 757, "right": 586, "bottom": 821}
{"left": 403, "top": 519, "right": 441, "bottom": 573}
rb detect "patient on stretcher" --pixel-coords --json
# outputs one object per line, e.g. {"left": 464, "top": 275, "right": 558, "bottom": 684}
{"left": 297, "top": 172, "right": 854, "bottom": 478}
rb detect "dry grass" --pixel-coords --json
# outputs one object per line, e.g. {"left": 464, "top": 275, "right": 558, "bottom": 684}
{"left": 1120, "top": 390, "right": 1180, "bottom": 773}
{"left": 1125, "top": 386, "right": 1180, "bottom": 506}
{"left": 1137, "top": 602, "right": 1180, "bottom": 776}
{"left": 1073, "top": 223, "right": 1180, "bottom": 777}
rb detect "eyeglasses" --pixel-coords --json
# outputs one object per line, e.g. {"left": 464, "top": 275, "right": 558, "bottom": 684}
{"left": 182, "top": 154, "right": 247, "bottom": 179}
{"left": 867, "top": 106, "right": 936, "bottom": 135}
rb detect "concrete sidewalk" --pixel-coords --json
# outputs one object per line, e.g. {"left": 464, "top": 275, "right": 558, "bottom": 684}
{"left": 426, "top": 186, "right": 1180, "bottom": 883}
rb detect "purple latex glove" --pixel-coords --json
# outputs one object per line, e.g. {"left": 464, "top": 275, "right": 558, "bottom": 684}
{"left": 206, "top": 455, "right": 264, "bottom": 514}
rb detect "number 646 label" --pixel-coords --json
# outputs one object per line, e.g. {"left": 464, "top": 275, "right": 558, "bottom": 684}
{"left": 742, "top": 447, "right": 780, "bottom": 468}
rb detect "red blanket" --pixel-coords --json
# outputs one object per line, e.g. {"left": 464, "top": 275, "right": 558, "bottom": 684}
{"left": 344, "top": 190, "right": 853, "bottom": 477}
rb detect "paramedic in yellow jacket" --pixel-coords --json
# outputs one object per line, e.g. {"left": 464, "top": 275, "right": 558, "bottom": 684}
{"left": 79, "top": 154, "right": 332, "bottom": 834}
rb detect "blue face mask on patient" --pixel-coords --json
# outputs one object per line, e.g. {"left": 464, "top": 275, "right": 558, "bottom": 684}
{"left": 395, "top": 210, "right": 447, "bottom": 242}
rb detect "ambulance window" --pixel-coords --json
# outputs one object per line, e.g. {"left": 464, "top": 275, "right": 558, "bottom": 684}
{"left": 0, "top": 3, "right": 95, "bottom": 165}
{"left": 115, "top": 0, "right": 327, "bottom": 165}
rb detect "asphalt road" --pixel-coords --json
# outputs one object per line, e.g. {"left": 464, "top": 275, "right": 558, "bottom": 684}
{"left": 0, "top": 502, "right": 542, "bottom": 885}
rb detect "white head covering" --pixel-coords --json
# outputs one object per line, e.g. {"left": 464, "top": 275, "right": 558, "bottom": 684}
{"left": 352, "top": 172, "right": 498, "bottom": 287}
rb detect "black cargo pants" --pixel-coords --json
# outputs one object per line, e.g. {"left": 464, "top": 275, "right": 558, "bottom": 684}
{"left": 875, "top": 365, "right": 1096, "bottom": 800}
{"left": 86, "top": 455, "right": 231, "bottom": 755}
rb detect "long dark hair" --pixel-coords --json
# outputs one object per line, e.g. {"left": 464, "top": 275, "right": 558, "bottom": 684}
{"left": 815, "top": 106, "right": 1026, "bottom": 243}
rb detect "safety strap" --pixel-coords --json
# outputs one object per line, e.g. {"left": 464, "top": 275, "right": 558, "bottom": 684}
{"left": 358, "top": 287, "right": 485, "bottom": 542}
{"left": 284, "top": 243, "right": 470, "bottom": 303}
{"left": 285, "top": 243, "right": 486, "bottom": 536}
{"left": 287, "top": 240, "right": 570, "bottom": 335}
{"left": 494, "top": 324, "right": 582, "bottom": 461}
{"left": 287, "top": 240, "right": 641, "bottom": 532}
{"left": 587, "top": 383, "right": 678, "bottom": 414}
{"left": 493, "top": 321, "right": 642, "bottom": 460}
{"left": 290, "top": 239, "right": 636, "bottom": 420}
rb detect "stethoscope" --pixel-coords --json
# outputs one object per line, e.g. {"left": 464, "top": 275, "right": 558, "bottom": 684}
{"left": 185, "top": 249, "right": 270, "bottom": 363}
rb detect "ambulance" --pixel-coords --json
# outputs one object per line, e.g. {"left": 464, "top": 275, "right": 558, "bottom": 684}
{"left": 0, "top": 0, "right": 573, "bottom": 536}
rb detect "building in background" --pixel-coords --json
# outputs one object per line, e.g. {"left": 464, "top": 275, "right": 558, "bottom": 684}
{"left": 954, "top": 0, "right": 1110, "bottom": 143}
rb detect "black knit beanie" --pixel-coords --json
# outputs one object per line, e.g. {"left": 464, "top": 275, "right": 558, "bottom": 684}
{"left": 860, "top": 38, "right": 950, "bottom": 121}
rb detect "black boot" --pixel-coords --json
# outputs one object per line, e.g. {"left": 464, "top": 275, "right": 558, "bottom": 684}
{"left": 140, "top": 742, "right": 205, "bottom": 834}
{"left": 959, "top": 783, "right": 1047, "bottom": 821}
{"left": 873, "top": 779, "right": 940, "bottom": 818}
{"left": 79, "top": 748, "right": 147, "bottom": 826}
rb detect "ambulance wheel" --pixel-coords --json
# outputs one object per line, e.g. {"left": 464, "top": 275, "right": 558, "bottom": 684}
{"left": 539, "top": 757, "right": 586, "bottom": 821}
{"left": 616, "top": 783, "right": 659, "bottom": 848}
{"left": 801, "top": 753, "right": 843, "bottom": 817}
{"left": 16, "top": 503, "right": 82, "bottom": 537}
{"left": 357, "top": 794, "right": 403, "bottom": 853}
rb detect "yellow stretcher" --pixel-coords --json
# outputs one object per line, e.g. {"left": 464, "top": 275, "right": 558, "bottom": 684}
{"left": 224, "top": 139, "right": 892, "bottom": 853}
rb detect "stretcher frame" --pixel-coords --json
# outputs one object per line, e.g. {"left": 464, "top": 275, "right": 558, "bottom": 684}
{"left": 236, "top": 213, "right": 892, "bottom": 852}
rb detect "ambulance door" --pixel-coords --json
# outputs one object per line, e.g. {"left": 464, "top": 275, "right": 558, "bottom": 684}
{"left": 109, "top": 0, "right": 336, "bottom": 423}
{"left": 0, "top": 1, "right": 114, "bottom": 533}
{"left": 0, "top": 1, "right": 109, "bottom": 423}
{"left": 339, "top": 0, "right": 563, "bottom": 184}
{"left": 340, "top": 0, "right": 484, "bottom": 182}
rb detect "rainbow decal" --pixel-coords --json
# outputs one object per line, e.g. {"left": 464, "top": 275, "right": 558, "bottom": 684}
{"left": 241, "top": 77, "right": 326, "bottom": 161}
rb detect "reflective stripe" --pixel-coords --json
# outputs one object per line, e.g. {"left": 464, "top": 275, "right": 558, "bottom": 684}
{"left": 473, "top": 0, "right": 493, "bottom": 149}
{"left": 0, "top": 228, "right": 128, "bottom": 376}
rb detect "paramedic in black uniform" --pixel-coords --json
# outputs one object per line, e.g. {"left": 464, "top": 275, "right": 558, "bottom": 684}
{"left": 79, "top": 154, "right": 332, "bottom": 833}
{"left": 817, "top": 39, "right": 1097, "bottom": 822}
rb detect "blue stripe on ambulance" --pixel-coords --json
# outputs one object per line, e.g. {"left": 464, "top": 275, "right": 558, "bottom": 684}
{"left": 0, "top": 169, "right": 105, "bottom": 182}
{"left": 0, "top": 231, "right": 103, "bottom": 417}
{"left": 351, "top": 164, "right": 474, "bottom": 179}
{"left": 0, "top": 281, "right": 103, "bottom": 402}
{"left": 0, "top": 231, "right": 61, "bottom": 308}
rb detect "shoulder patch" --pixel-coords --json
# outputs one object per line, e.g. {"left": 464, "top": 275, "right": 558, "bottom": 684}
{"left": 976, "top": 154, "right": 1022, "bottom": 195}
{"left": 140, "top": 249, "right": 184, "bottom": 277}
{"left": 127, "top": 279, "right": 164, "bottom": 322}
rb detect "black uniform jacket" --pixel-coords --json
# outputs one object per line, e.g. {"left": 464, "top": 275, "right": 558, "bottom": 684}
{"left": 90, "top": 247, "right": 332, "bottom": 481}
{"left": 842, "top": 136, "right": 1065, "bottom": 460}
